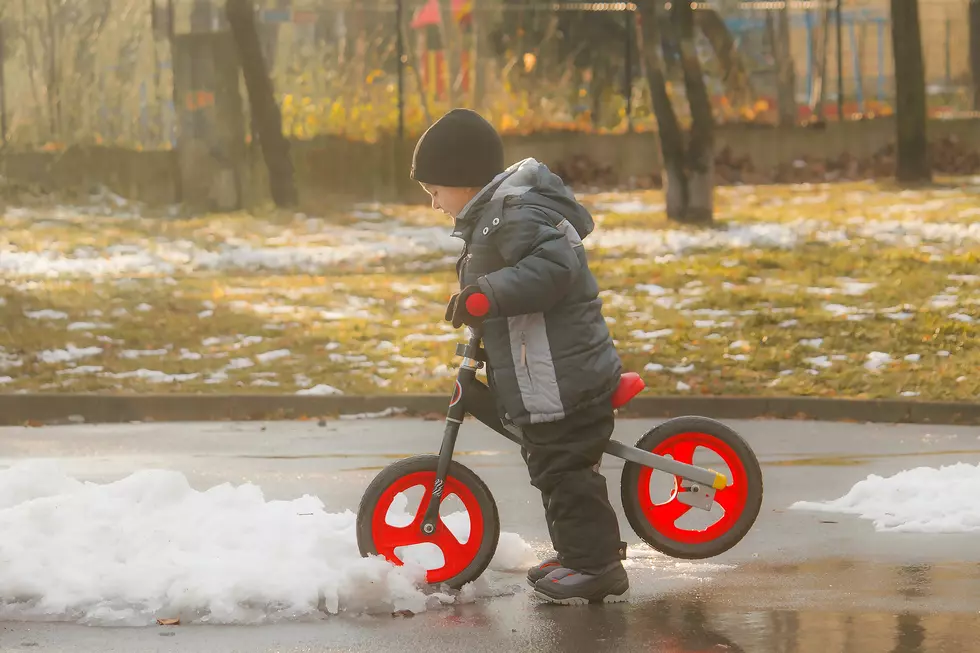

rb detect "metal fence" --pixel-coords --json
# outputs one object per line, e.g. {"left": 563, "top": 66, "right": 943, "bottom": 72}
{"left": 0, "top": 0, "right": 975, "bottom": 149}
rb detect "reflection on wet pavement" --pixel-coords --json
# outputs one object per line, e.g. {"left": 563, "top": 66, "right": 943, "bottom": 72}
{"left": 476, "top": 590, "right": 980, "bottom": 653}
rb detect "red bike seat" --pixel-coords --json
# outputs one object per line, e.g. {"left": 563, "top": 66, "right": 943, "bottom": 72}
{"left": 611, "top": 372, "right": 645, "bottom": 409}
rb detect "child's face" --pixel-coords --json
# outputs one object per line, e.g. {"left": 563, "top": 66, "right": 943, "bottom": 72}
{"left": 420, "top": 184, "right": 479, "bottom": 219}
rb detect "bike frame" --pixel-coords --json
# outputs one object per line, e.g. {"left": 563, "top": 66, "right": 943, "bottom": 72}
{"left": 416, "top": 327, "right": 728, "bottom": 537}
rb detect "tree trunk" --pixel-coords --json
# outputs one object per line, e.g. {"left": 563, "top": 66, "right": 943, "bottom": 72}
{"left": 672, "top": 0, "right": 714, "bottom": 224}
{"left": 771, "top": 3, "right": 796, "bottom": 126}
{"left": 403, "top": 25, "right": 433, "bottom": 125}
{"left": 638, "top": 4, "right": 688, "bottom": 221}
{"left": 470, "top": 0, "right": 486, "bottom": 109}
{"left": 226, "top": 0, "right": 298, "bottom": 207}
{"left": 695, "top": 8, "right": 752, "bottom": 109}
{"left": 43, "top": 0, "right": 60, "bottom": 137}
{"left": 191, "top": 0, "right": 213, "bottom": 32}
{"left": 890, "top": 0, "right": 930, "bottom": 184}
{"left": 812, "top": 3, "right": 832, "bottom": 120}
{"left": 438, "top": 0, "right": 460, "bottom": 105}
{"left": 970, "top": 0, "right": 980, "bottom": 110}
{"left": 19, "top": 0, "right": 43, "bottom": 135}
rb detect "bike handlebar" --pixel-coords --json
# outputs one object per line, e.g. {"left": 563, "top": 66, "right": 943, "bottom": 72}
{"left": 465, "top": 292, "right": 490, "bottom": 317}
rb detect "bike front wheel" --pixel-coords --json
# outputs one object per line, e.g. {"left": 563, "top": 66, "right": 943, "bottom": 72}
{"left": 356, "top": 455, "right": 500, "bottom": 589}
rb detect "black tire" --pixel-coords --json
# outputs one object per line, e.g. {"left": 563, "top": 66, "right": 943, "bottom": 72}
{"left": 620, "top": 416, "right": 763, "bottom": 560}
{"left": 356, "top": 455, "right": 500, "bottom": 590}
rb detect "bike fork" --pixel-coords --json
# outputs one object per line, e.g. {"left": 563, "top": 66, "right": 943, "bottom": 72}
{"left": 418, "top": 329, "right": 482, "bottom": 536}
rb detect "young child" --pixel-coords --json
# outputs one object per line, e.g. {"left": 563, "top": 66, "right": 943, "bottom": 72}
{"left": 411, "top": 108, "right": 629, "bottom": 604}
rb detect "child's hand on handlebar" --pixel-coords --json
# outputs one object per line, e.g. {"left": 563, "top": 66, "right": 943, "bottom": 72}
{"left": 447, "top": 285, "right": 491, "bottom": 329}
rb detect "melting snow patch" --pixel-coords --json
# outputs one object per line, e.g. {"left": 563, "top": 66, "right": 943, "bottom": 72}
{"left": 636, "top": 284, "right": 668, "bottom": 296}
{"left": 339, "top": 407, "right": 408, "bottom": 421}
{"left": 837, "top": 279, "right": 877, "bottom": 296}
{"left": 251, "top": 379, "right": 279, "bottom": 387}
{"left": 930, "top": 294, "right": 960, "bottom": 309}
{"left": 37, "top": 345, "right": 103, "bottom": 364}
{"left": 595, "top": 199, "right": 664, "bottom": 214}
{"left": 293, "top": 374, "right": 313, "bottom": 388}
{"left": 949, "top": 313, "right": 975, "bottom": 323}
{"left": 790, "top": 463, "right": 980, "bottom": 533}
{"left": 949, "top": 274, "right": 980, "bottom": 284}
{"left": 57, "top": 366, "right": 104, "bottom": 376}
{"left": 25, "top": 309, "right": 68, "bottom": 320}
{"left": 865, "top": 352, "right": 893, "bottom": 371}
{"left": 591, "top": 221, "right": 808, "bottom": 256}
{"left": 296, "top": 384, "right": 343, "bottom": 396}
{"left": 0, "top": 351, "right": 23, "bottom": 370}
{"left": 120, "top": 349, "right": 168, "bottom": 359}
{"left": 805, "top": 356, "right": 832, "bottom": 369}
{"left": 105, "top": 369, "right": 199, "bottom": 383}
{"left": 0, "top": 461, "right": 535, "bottom": 626}
{"left": 67, "top": 322, "right": 112, "bottom": 331}
{"left": 256, "top": 349, "right": 291, "bottom": 364}
{"left": 631, "top": 329, "right": 673, "bottom": 340}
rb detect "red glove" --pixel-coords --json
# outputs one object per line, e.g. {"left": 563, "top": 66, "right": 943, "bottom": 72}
{"left": 451, "top": 285, "right": 491, "bottom": 328}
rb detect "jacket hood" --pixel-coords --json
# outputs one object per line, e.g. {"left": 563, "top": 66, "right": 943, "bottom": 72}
{"left": 452, "top": 158, "right": 595, "bottom": 240}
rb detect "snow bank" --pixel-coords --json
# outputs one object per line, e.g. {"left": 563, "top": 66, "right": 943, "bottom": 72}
{"left": 0, "top": 462, "right": 538, "bottom": 626}
{"left": 790, "top": 462, "right": 980, "bottom": 533}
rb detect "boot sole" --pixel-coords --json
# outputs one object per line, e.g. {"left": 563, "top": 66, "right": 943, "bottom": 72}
{"left": 532, "top": 587, "right": 630, "bottom": 606}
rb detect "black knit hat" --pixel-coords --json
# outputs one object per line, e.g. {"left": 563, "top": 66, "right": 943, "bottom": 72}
{"left": 411, "top": 109, "right": 505, "bottom": 188}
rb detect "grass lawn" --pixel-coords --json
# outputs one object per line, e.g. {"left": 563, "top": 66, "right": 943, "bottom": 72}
{"left": 1, "top": 180, "right": 978, "bottom": 401}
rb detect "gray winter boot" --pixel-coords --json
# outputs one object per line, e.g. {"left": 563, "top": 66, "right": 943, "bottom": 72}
{"left": 533, "top": 562, "right": 630, "bottom": 605}
{"left": 526, "top": 556, "right": 562, "bottom": 586}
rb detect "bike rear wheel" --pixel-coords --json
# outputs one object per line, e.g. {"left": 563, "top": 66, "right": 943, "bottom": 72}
{"left": 356, "top": 455, "right": 500, "bottom": 589}
{"left": 620, "top": 416, "right": 763, "bottom": 559}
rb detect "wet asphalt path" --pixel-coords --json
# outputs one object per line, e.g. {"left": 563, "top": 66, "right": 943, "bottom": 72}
{"left": 2, "top": 417, "right": 980, "bottom": 652}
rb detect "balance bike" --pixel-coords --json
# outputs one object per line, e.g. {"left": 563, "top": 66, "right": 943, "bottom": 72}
{"left": 356, "top": 326, "right": 764, "bottom": 589}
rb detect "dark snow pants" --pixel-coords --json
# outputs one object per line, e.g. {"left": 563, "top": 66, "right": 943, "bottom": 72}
{"left": 520, "top": 402, "right": 626, "bottom": 573}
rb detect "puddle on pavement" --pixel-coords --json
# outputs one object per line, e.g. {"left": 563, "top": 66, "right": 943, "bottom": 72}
{"left": 344, "top": 462, "right": 515, "bottom": 473}
{"left": 527, "top": 594, "right": 980, "bottom": 653}
{"left": 689, "top": 557, "right": 980, "bottom": 618}
{"left": 492, "top": 559, "right": 980, "bottom": 653}
{"left": 223, "top": 450, "right": 510, "bottom": 460}
{"left": 764, "top": 448, "right": 980, "bottom": 467}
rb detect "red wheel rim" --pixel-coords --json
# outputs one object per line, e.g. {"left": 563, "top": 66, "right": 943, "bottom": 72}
{"left": 637, "top": 432, "right": 749, "bottom": 545}
{"left": 370, "top": 471, "right": 485, "bottom": 584}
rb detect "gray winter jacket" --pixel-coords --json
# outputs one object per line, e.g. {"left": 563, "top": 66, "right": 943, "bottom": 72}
{"left": 451, "top": 158, "right": 623, "bottom": 426}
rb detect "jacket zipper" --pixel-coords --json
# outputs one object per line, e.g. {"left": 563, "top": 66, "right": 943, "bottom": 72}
{"left": 520, "top": 332, "right": 533, "bottom": 388}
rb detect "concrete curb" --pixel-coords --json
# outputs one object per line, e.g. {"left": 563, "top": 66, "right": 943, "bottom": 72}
{"left": 2, "top": 393, "right": 980, "bottom": 427}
